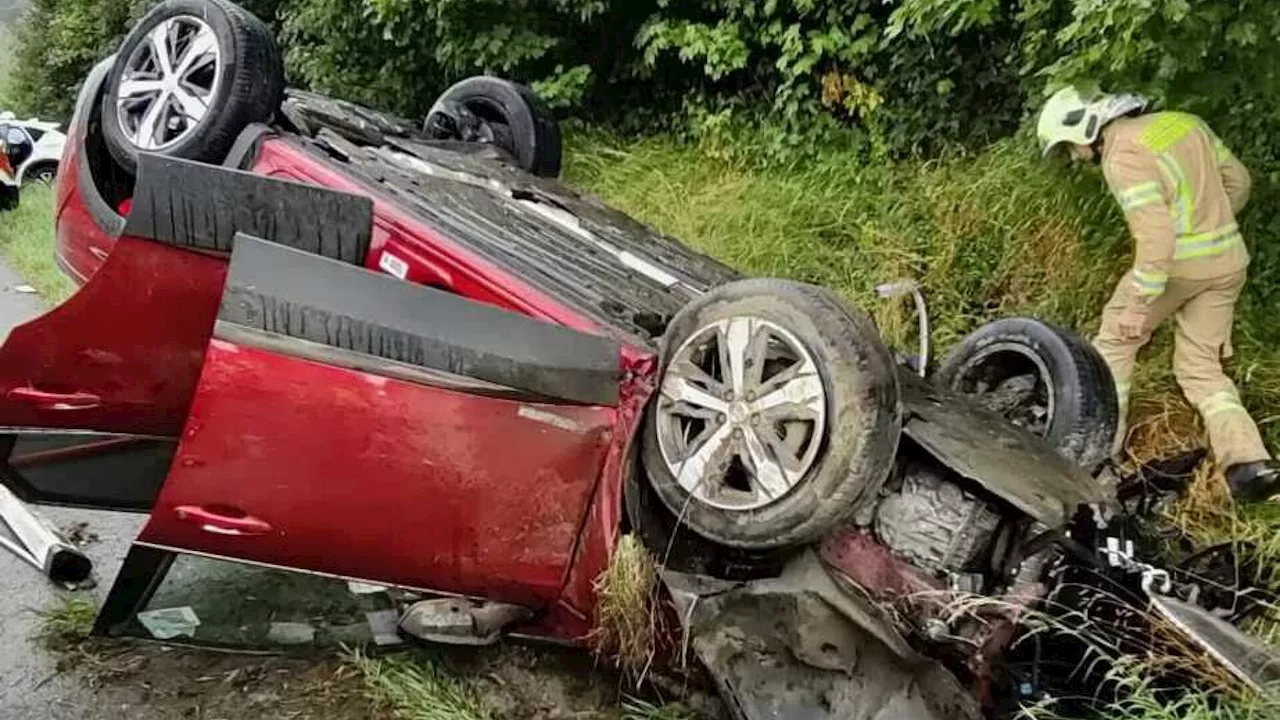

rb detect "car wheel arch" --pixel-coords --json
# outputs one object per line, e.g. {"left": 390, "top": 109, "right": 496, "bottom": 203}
{"left": 20, "top": 160, "right": 58, "bottom": 185}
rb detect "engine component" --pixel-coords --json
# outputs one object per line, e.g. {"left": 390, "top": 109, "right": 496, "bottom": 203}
{"left": 875, "top": 462, "right": 1002, "bottom": 577}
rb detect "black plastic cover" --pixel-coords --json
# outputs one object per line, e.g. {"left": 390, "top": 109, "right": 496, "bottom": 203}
{"left": 122, "top": 153, "right": 373, "bottom": 264}
{"left": 219, "top": 234, "right": 621, "bottom": 406}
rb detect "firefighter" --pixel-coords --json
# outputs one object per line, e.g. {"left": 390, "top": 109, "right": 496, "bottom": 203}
{"left": 1037, "top": 85, "right": 1280, "bottom": 502}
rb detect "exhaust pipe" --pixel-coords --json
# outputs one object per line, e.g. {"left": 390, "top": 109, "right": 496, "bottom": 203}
{"left": 0, "top": 484, "right": 92, "bottom": 585}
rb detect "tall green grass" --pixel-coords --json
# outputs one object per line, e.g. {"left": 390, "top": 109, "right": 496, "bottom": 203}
{"left": 0, "top": 184, "right": 74, "bottom": 305}
{"left": 565, "top": 132, "right": 1280, "bottom": 455}
{"left": 351, "top": 651, "right": 493, "bottom": 720}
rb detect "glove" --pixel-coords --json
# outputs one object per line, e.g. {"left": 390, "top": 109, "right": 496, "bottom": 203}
{"left": 1118, "top": 304, "right": 1149, "bottom": 340}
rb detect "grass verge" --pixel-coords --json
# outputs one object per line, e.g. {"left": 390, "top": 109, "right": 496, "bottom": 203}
{"left": 564, "top": 132, "right": 1280, "bottom": 459}
{"left": 0, "top": 183, "right": 75, "bottom": 305}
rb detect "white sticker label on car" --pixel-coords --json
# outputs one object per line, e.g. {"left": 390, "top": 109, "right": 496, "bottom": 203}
{"left": 379, "top": 251, "right": 409, "bottom": 279}
{"left": 518, "top": 406, "right": 585, "bottom": 433}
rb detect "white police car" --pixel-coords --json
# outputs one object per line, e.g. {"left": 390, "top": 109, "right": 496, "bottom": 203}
{"left": 0, "top": 111, "right": 65, "bottom": 185}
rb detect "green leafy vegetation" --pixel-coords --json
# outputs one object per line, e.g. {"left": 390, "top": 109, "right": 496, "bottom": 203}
{"left": 8, "top": 1, "right": 1280, "bottom": 160}
{"left": 0, "top": 23, "right": 16, "bottom": 109}
{"left": 38, "top": 596, "right": 97, "bottom": 650}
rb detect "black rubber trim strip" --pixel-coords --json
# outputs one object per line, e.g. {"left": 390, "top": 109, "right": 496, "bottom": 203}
{"left": 223, "top": 123, "right": 275, "bottom": 170}
{"left": 74, "top": 56, "right": 128, "bottom": 236}
{"left": 219, "top": 234, "right": 621, "bottom": 406}
{"left": 122, "top": 154, "right": 374, "bottom": 264}
{"left": 215, "top": 320, "right": 579, "bottom": 404}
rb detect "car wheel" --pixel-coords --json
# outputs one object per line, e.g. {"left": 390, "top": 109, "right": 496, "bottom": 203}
{"left": 935, "top": 317, "right": 1118, "bottom": 471}
{"left": 0, "top": 185, "right": 16, "bottom": 212}
{"left": 24, "top": 163, "right": 57, "bottom": 185}
{"left": 424, "top": 77, "right": 563, "bottom": 178}
{"left": 641, "top": 279, "right": 901, "bottom": 550}
{"left": 101, "top": 0, "right": 284, "bottom": 174}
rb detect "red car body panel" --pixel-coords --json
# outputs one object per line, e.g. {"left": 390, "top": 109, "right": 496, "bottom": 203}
{"left": 53, "top": 126, "right": 119, "bottom": 284}
{"left": 141, "top": 339, "right": 617, "bottom": 607}
{"left": 0, "top": 237, "right": 224, "bottom": 436}
{"left": 252, "top": 139, "right": 603, "bottom": 331}
{"left": 31, "top": 84, "right": 666, "bottom": 642}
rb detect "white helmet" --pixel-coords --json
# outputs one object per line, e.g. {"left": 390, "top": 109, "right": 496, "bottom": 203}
{"left": 1037, "top": 85, "right": 1150, "bottom": 156}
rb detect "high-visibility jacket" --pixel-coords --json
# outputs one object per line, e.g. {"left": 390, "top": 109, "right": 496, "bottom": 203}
{"left": 1100, "top": 112, "right": 1251, "bottom": 302}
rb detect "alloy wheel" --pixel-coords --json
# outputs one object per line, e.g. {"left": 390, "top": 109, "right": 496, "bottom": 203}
{"left": 116, "top": 15, "right": 223, "bottom": 151}
{"left": 655, "top": 317, "right": 828, "bottom": 511}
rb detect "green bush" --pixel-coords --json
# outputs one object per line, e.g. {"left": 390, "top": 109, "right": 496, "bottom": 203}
{"left": 280, "top": 0, "right": 659, "bottom": 119}
{"left": 10, "top": 0, "right": 1280, "bottom": 166}
{"left": 7, "top": 0, "right": 288, "bottom": 121}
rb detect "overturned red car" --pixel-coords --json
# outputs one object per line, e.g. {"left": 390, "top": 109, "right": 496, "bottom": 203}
{"left": 4, "top": 1, "right": 1275, "bottom": 717}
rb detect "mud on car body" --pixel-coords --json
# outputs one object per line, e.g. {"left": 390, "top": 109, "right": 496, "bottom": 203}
{"left": 0, "top": 1, "right": 1272, "bottom": 718}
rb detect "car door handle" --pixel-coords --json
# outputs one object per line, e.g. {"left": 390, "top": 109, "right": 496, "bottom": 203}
{"left": 7, "top": 387, "right": 101, "bottom": 410}
{"left": 174, "top": 505, "right": 273, "bottom": 536}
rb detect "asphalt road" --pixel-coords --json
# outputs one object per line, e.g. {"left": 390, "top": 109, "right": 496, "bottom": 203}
{"left": 0, "top": 260, "right": 145, "bottom": 720}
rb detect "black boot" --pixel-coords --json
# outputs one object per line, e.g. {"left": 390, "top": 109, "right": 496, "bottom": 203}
{"left": 1225, "top": 460, "right": 1280, "bottom": 503}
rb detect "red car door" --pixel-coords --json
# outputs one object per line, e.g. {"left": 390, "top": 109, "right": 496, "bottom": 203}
{"left": 133, "top": 234, "right": 622, "bottom": 608}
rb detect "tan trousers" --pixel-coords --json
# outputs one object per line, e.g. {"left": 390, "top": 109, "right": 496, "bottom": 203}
{"left": 1094, "top": 269, "right": 1270, "bottom": 468}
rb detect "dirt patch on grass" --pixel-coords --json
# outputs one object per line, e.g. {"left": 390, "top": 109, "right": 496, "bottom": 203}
{"left": 46, "top": 640, "right": 386, "bottom": 720}
{"left": 44, "top": 639, "right": 713, "bottom": 720}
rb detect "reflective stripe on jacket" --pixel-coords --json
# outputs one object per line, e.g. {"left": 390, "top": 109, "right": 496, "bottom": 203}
{"left": 1101, "top": 112, "right": 1250, "bottom": 300}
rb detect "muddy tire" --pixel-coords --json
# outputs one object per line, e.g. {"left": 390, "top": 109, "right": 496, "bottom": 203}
{"left": 102, "top": 0, "right": 285, "bottom": 174}
{"left": 424, "top": 77, "right": 562, "bottom": 178}
{"left": 641, "top": 279, "right": 901, "bottom": 550}
{"left": 936, "top": 317, "right": 1117, "bottom": 471}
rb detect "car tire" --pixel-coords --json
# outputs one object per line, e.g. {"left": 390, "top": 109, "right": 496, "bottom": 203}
{"left": 424, "top": 77, "right": 562, "bottom": 178}
{"left": 935, "top": 317, "right": 1117, "bottom": 471}
{"left": 641, "top": 279, "right": 901, "bottom": 550}
{"left": 0, "top": 185, "right": 16, "bottom": 212}
{"left": 23, "top": 162, "right": 57, "bottom": 185}
{"left": 101, "top": 0, "right": 284, "bottom": 174}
